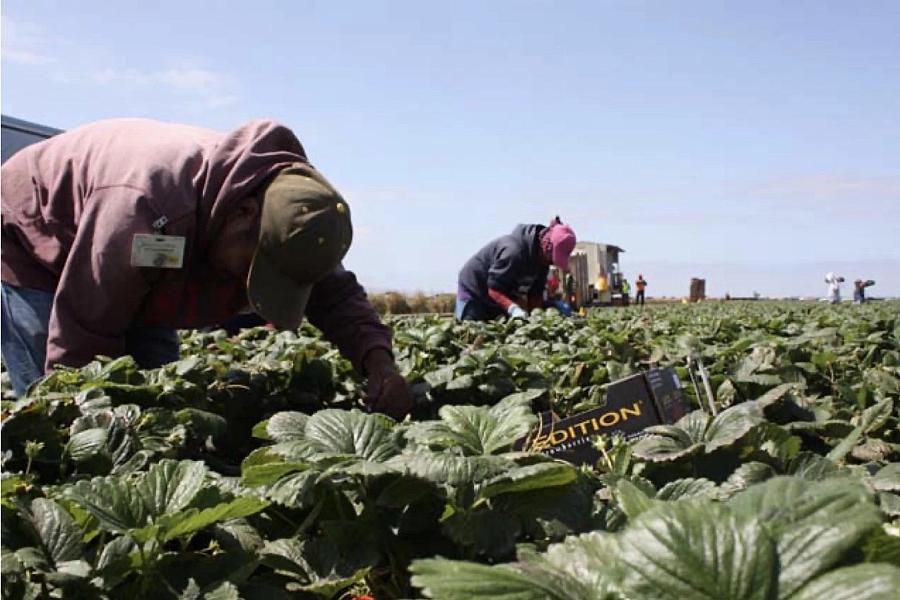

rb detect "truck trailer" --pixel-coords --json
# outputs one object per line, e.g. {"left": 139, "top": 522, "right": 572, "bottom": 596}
{"left": 569, "top": 241, "right": 627, "bottom": 307}
{"left": 1, "top": 115, "right": 62, "bottom": 164}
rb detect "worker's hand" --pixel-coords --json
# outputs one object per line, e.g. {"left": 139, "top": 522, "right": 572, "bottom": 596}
{"left": 363, "top": 349, "right": 413, "bottom": 421}
{"left": 507, "top": 304, "right": 529, "bottom": 320}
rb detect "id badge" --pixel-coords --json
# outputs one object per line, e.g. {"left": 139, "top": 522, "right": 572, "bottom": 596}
{"left": 130, "top": 234, "right": 185, "bottom": 268}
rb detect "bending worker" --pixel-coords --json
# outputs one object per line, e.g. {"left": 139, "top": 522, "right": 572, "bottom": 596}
{"left": 1, "top": 118, "right": 412, "bottom": 419}
{"left": 456, "top": 218, "right": 576, "bottom": 321}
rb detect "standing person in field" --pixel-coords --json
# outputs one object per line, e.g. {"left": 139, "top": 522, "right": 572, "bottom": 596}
{"left": 853, "top": 279, "right": 875, "bottom": 303}
{"left": 824, "top": 273, "right": 844, "bottom": 304}
{"left": 563, "top": 269, "right": 576, "bottom": 308}
{"left": 456, "top": 217, "right": 577, "bottom": 321}
{"left": 635, "top": 274, "right": 647, "bottom": 306}
{"left": 1, "top": 118, "right": 412, "bottom": 419}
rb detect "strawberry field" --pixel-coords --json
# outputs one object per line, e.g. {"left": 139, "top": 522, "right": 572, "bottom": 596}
{"left": 2, "top": 301, "right": 899, "bottom": 599}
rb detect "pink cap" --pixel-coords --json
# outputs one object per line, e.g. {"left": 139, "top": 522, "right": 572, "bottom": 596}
{"left": 549, "top": 224, "right": 576, "bottom": 270}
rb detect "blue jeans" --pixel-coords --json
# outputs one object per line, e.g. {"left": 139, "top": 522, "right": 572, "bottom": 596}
{"left": 1, "top": 283, "right": 180, "bottom": 396}
{"left": 454, "top": 297, "right": 501, "bottom": 321}
{"left": 1, "top": 284, "right": 53, "bottom": 396}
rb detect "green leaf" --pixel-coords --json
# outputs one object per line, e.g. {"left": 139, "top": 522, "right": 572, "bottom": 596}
{"left": 212, "top": 520, "right": 265, "bottom": 555}
{"left": 47, "top": 558, "right": 91, "bottom": 584}
{"left": 203, "top": 581, "right": 241, "bottom": 600}
{"left": 826, "top": 424, "right": 864, "bottom": 463}
{"left": 411, "top": 558, "right": 585, "bottom": 600}
{"left": 95, "top": 535, "right": 137, "bottom": 588}
{"left": 631, "top": 410, "right": 709, "bottom": 462}
{"left": 139, "top": 459, "right": 208, "bottom": 517}
{"left": 303, "top": 409, "right": 399, "bottom": 461}
{"left": 719, "top": 462, "right": 778, "bottom": 497}
{"left": 251, "top": 419, "right": 270, "bottom": 441}
{"left": 656, "top": 478, "right": 719, "bottom": 501}
{"left": 176, "top": 408, "right": 228, "bottom": 442}
{"left": 66, "top": 476, "right": 149, "bottom": 532}
{"left": 477, "top": 462, "right": 577, "bottom": 501}
{"left": 787, "top": 452, "right": 844, "bottom": 481}
{"left": 14, "top": 546, "right": 50, "bottom": 571}
{"left": 161, "top": 497, "right": 270, "bottom": 542}
{"left": 729, "top": 476, "right": 873, "bottom": 528}
{"left": 614, "top": 479, "right": 658, "bottom": 520}
{"left": 729, "top": 476, "right": 881, "bottom": 597}
{"left": 631, "top": 435, "right": 702, "bottom": 463}
{"left": 442, "top": 508, "right": 522, "bottom": 559}
{"left": 539, "top": 531, "right": 621, "bottom": 596}
{"left": 828, "top": 399, "right": 894, "bottom": 463}
{"left": 265, "top": 411, "right": 308, "bottom": 442}
{"left": 375, "top": 474, "right": 437, "bottom": 508}
{"left": 255, "top": 471, "right": 320, "bottom": 509}
{"left": 616, "top": 501, "right": 777, "bottom": 600}
{"left": 389, "top": 452, "right": 514, "bottom": 486}
{"left": 66, "top": 428, "right": 109, "bottom": 462}
{"left": 790, "top": 563, "right": 900, "bottom": 600}
{"left": 872, "top": 464, "right": 900, "bottom": 493}
{"left": 775, "top": 505, "right": 882, "bottom": 597}
{"left": 703, "top": 402, "right": 765, "bottom": 452}
{"left": 860, "top": 526, "right": 900, "bottom": 566}
{"left": 29, "top": 499, "right": 84, "bottom": 564}
{"left": 859, "top": 398, "right": 893, "bottom": 434}
{"left": 1, "top": 549, "right": 24, "bottom": 576}
{"left": 260, "top": 533, "right": 377, "bottom": 597}
{"left": 878, "top": 492, "right": 900, "bottom": 518}
{"left": 241, "top": 462, "right": 309, "bottom": 487}
{"left": 674, "top": 410, "right": 711, "bottom": 442}
{"left": 427, "top": 402, "right": 536, "bottom": 456}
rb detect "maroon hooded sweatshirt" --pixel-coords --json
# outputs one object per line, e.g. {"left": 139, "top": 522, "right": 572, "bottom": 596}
{"left": 1, "top": 118, "right": 391, "bottom": 373}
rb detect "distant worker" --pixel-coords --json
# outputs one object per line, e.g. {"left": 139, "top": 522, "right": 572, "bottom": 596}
{"left": 1, "top": 119, "right": 412, "bottom": 419}
{"left": 545, "top": 266, "right": 573, "bottom": 317}
{"left": 635, "top": 274, "right": 648, "bottom": 306}
{"left": 547, "top": 267, "right": 561, "bottom": 298}
{"left": 596, "top": 270, "right": 608, "bottom": 300}
{"left": 564, "top": 270, "right": 576, "bottom": 308}
{"left": 853, "top": 279, "right": 875, "bottom": 303}
{"left": 824, "top": 273, "right": 844, "bottom": 304}
{"left": 621, "top": 278, "right": 631, "bottom": 305}
{"left": 456, "top": 218, "right": 577, "bottom": 321}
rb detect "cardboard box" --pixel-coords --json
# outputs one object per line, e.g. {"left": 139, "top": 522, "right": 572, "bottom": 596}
{"left": 515, "top": 367, "right": 687, "bottom": 465}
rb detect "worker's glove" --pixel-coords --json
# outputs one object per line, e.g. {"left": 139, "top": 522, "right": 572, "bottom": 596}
{"left": 507, "top": 304, "right": 529, "bottom": 320}
{"left": 553, "top": 300, "right": 573, "bottom": 317}
{"left": 364, "top": 349, "right": 413, "bottom": 421}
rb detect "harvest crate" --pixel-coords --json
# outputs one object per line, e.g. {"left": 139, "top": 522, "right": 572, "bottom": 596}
{"left": 516, "top": 367, "right": 687, "bottom": 465}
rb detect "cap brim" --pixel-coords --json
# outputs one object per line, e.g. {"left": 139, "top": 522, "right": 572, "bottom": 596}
{"left": 246, "top": 250, "right": 312, "bottom": 330}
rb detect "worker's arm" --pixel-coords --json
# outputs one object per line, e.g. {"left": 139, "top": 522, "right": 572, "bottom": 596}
{"left": 487, "top": 288, "right": 517, "bottom": 311}
{"left": 486, "top": 246, "right": 528, "bottom": 311}
{"left": 305, "top": 264, "right": 393, "bottom": 374}
{"left": 305, "top": 266, "right": 411, "bottom": 420}
{"left": 524, "top": 269, "right": 550, "bottom": 311}
{"left": 46, "top": 190, "right": 156, "bottom": 370}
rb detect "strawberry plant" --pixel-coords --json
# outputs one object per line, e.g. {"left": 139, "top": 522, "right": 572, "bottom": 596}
{"left": 2, "top": 301, "right": 899, "bottom": 598}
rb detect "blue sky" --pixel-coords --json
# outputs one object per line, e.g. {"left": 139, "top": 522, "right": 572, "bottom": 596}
{"left": 3, "top": 1, "right": 898, "bottom": 297}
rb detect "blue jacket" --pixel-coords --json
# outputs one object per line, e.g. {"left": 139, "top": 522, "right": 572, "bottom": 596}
{"left": 458, "top": 224, "right": 549, "bottom": 310}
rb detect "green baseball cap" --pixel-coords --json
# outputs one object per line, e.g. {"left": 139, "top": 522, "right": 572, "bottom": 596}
{"left": 247, "top": 163, "right": 352, "bottom": 329}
